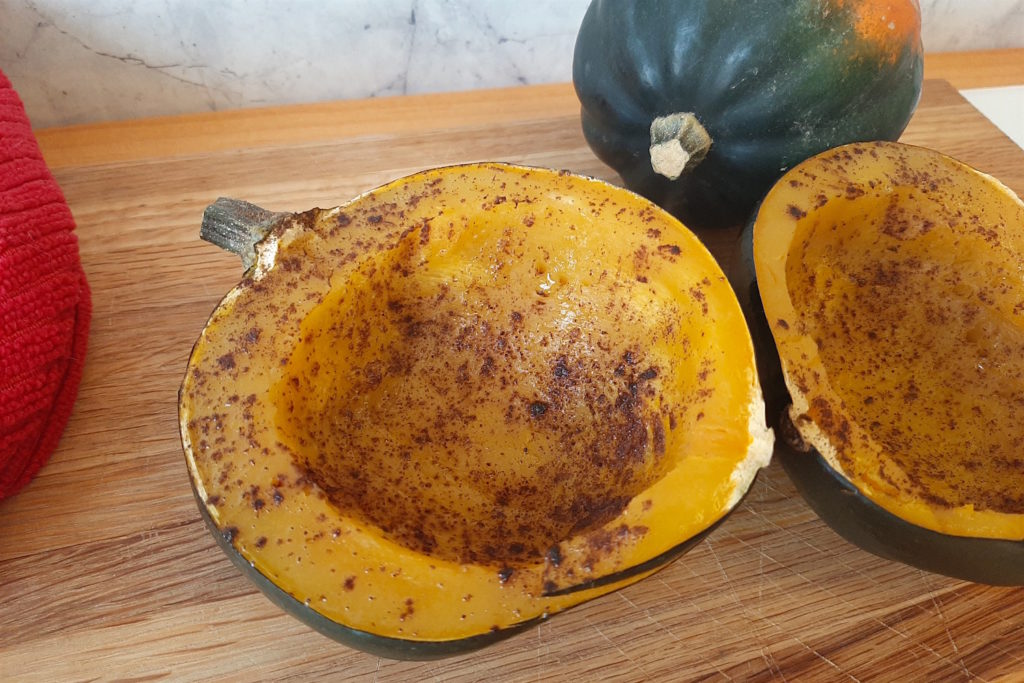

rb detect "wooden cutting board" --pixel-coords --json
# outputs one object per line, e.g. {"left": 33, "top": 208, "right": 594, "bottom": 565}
{"left": 3, "top": 79, "right": 1023, "bottom": 681}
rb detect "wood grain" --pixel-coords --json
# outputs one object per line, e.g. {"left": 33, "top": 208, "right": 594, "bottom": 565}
{"left": 33, "top": 48, "right": 1024, "bottom": 171}
{"left": 3, "top": 79, "right": 1024, "bottom": 682}
{"left": 924, "top": 49, "right": 1024, "bottom": 90}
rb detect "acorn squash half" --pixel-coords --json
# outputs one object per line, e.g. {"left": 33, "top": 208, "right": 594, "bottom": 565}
{"left": 179, "top": 163, "right": 773, "bottom": 658}
{"left": 742, "top": 141, "right": 1024, "bottom": 584}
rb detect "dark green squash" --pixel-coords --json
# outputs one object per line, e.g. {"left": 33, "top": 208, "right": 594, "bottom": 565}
{"left": 573, "top": 0, "right": 924, "bottom": 228}
{"left": 735, "top": 141, "right": 1024, "bottom": 585}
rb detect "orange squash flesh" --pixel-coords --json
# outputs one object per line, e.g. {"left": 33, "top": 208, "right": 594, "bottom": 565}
{"left": 755, "top": 141, "right": 1024, "bottom": 541}
{"left": 180, "top": 163, "right": 772, "bottom": 645}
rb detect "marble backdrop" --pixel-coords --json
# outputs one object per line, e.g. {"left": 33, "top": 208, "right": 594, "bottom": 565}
{"left": 2, "top": 0, "right": 1022, "bottom": 129}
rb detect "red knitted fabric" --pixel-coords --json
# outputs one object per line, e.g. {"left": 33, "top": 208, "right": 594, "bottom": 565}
{"left": 0, "top": 69, "right": 91, "bottom": 500}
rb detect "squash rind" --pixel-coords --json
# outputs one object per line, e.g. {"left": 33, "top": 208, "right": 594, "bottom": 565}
{"left": 777, "top": 438, "right": 1024, "bottom": 586}
{"left": 189, "top": 487, "right": 541, "bottom": 660}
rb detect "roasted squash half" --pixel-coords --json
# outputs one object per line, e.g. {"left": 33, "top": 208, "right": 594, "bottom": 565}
{"left": 179, "top": 163, "right": 773, "bottom": 657}
{"left": 743, "top": 141, "right": 1024, "bottom": 584}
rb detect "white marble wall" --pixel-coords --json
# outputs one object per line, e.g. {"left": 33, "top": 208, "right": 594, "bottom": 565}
{"left": 2, "top": 0, "right": 1022, "bottom": 129}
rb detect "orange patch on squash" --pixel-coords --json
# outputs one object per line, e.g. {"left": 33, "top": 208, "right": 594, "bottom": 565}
{"left": 836, "top": 0, "right": 921, "bottom": 59}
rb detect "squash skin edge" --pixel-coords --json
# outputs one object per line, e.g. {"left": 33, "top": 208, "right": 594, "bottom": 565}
{"left": 189, "top": 485, "right": 540, "bottom": 660}
{"left": 776, "top": 434, "right": 1024, "bottom": 586}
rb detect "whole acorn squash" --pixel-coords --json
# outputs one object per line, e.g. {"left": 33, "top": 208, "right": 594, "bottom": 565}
{"left": 179, "top": 163, "right": 773, "bottom": 658}
{"left": 739, "top": 141, "right": 1024, "bottom": 585}
{"left": 573, "top": 0, "right": 924, "bottom": 228}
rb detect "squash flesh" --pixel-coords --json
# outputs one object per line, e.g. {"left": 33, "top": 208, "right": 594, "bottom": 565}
{"left": 181, "top": 163, "right": 771, "bottom": 642}
{"left": 272, "top": 208, "right": 692, "bottom": 566}
{"left": 756, "top": 142, "right": 1024, "bottom": 540}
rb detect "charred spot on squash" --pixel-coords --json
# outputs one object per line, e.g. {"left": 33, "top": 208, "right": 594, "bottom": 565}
{"left": 755, "top": 141, "right": 1024, "bottom": 541}
{"left": 180, "top": 163, "right": 772, "bottom": 653}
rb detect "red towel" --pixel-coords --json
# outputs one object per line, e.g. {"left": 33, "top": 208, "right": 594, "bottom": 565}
{"left": 0, "top": 69, "right": 91, "bottom": 500}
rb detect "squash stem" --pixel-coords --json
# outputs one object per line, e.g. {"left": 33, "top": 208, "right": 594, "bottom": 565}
{"left": 649, "top": 113, "right": 712, "bottom": 180}
{"left": 201, "top": 197, "right": 287, "bottom": 271}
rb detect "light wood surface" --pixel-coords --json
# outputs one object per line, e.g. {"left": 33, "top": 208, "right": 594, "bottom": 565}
{"left": 3, "top": 77, "right": 1024, "bottom": 682}
{"left": 924, "top": 48, "right": 1024, "bottom": 90}
{"left": 33, "top": 48, "right": 1024, "bottom": 171}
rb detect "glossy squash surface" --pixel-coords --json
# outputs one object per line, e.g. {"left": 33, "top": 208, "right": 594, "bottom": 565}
{"left": 573, "top": 0, "right": 923, "bottom": 227}
{"left": 180, "top": 163, "right": 773, "bottom": 655}
{"left": 752, "top": 141, "right": 1024, "bottom": 562}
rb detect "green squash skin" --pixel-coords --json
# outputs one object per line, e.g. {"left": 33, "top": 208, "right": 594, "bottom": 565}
{"left": 190, "top": 481, "right": 741, "bottom": 658}
{"left": 573, "top": 0, "right": 924, "bottom": 228}
{"left": 777, "top": 439, "right": 1024, "bottom": 586}
{"left": 731, "top": 223, "right": 1024, "bottom": 586}
{"left": 191, "top": 486, "right": 533, "bottom": 660}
